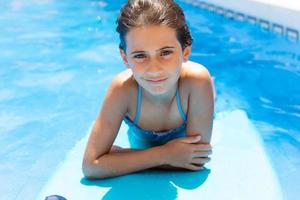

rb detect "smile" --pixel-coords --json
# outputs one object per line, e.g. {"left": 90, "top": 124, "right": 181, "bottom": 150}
{"left": 146, "top": 78, "right": 168, "bottom": 84}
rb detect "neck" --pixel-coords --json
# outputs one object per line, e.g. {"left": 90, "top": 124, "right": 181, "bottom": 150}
{"left": 142, "top": 83, "right": 178, "bottom": 105}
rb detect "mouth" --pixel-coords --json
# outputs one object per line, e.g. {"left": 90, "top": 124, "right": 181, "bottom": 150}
{"left": 146, "top": 78, "right": 168, "bottom": 84}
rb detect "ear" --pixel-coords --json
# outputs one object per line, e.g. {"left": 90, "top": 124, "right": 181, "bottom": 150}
{"left": 182, "top": 46, "right": 191, "bottom": 62}
{"left": 119, "top": 48, "right": 130, "bottom": 68}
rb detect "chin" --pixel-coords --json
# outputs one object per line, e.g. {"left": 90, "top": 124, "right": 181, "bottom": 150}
{"left": 147, "top": 86, "right": 169, "bottom": 95}
{"left": 141, "top": 80, "right": 174, "bottom": 96}
{"left": 150, "top": 90, "right": 167, "bottom": 95}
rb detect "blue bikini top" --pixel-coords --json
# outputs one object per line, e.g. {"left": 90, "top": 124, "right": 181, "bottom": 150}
{"left": 123, "top": 84, "right": 187, "bottom": 144}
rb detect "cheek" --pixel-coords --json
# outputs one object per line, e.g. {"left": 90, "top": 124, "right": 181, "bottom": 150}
{"left": 132, "top": 65, "right": 145, "bottom": 75}
{"left": 128, "top": 57, "right": 144, "bottom": 69}
{"left": 168, "top": 58, "right": 182, "bottom": 73}
{"left": 169, "top": 52, "right": 183, "bottom": 66}
{"left": 127, "top": 59, "right": 135, "bottom": 67}
{"left": 131, "top": 67, "right": 144, "bottom": 81}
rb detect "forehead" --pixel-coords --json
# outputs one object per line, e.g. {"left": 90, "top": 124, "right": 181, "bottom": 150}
{"left": 125, "top": 25, "right": 180, "bottom": 52}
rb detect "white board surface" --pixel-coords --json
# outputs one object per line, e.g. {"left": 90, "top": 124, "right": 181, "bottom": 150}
{"left": 38, "top": 110, "right": 283, "bottom": 200}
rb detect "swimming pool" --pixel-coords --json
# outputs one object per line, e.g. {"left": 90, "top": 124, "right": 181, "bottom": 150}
{"left": 0, "top": 0, "right": 299, "bottom": 199}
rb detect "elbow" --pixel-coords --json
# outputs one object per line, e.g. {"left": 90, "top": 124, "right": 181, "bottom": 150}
{"left": 81, "top": 159, "right": 96, "bottom": 179}
{"left": 82, "top": 162, "right": 96, "bottom": 180}
{"left": 81, "top": 158, "right": 109, "bottom": 180}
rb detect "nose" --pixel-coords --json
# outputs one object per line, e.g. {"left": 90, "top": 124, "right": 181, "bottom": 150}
{"left": 146, "top": 57, "right": 163, "bottom": 74}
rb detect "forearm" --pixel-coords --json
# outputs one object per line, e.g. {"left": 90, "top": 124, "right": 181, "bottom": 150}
{"left": 110, "top": 146, "right": 182, "bottom": 170}
{"left": 83, "top": 145, "right": 166, "bottom": 179}
{"left": 106, "top": 145, "right": 205, "bottom": 171}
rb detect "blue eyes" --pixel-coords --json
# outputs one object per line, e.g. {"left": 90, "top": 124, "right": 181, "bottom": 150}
{"left": 133, "top": 51, "right": 173, "bottom": 59}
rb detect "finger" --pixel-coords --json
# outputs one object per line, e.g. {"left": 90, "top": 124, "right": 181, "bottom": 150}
{"left": 193, "top": 143, "right": 212, "bottom": 151}
{"left": 185, "top": 164, "right": 204, "bottom": 171}
{"left": 191, "top": 157, "right": 211, "bottom": 165}
{"left": 181, "top": 135, "right": 201, "bottom": 144}
{"left": 192, "top": 150, "right": 212, "bottom": 157}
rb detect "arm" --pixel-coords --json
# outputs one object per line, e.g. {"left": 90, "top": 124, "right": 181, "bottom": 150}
{"left": 186, "top": 65, "right": 214, "bottom": 144}
{"left": 82, "top": 76, "right": 169, "bottom": 179}
{"left": 85, "top": 145, "right": 167, "bottom": 179}
{"left": 109, "top": 146, "right": 187, "bottom": 170}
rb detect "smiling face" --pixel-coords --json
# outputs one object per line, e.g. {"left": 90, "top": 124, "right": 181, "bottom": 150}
{"left": 120, "top": 25, "right": 191, "bottom": 95}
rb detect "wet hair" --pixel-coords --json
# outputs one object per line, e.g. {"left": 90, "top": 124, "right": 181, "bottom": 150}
{"left": 116, "top": 0, "right": 193, "bottom": 52}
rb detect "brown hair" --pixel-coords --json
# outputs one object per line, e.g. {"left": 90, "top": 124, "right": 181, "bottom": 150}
{"left": 116, "top": 0, "right": 193, "bottom": 52}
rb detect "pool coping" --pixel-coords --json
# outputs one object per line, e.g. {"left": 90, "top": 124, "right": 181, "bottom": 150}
{"left": 181, "top": 0, "right": 300, "bottom": 42}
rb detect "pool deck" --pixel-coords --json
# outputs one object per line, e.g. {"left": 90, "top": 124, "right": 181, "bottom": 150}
{"left": 251, "top": 0, "right": 300, "bottom": 12}
{"left": 189, "top": 0, "right": 300, "bottom": 40}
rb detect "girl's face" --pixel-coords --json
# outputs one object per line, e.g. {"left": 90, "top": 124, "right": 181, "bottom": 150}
{"left": 120, "top": 25, "right": 191, "bottom": 95}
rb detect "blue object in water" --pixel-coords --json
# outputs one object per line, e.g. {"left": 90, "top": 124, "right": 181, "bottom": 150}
{"left": 45, "top": 195, "right": 67, "bottom": 200}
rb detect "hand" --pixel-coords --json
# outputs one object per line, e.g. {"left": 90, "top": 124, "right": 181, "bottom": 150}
{"left": 161, "top": 135, "right": 212, "bottom": 171}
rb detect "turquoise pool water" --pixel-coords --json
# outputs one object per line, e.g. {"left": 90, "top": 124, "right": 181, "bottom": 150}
{"left": 0, "top": 0, "right": 299, "bottom": 199}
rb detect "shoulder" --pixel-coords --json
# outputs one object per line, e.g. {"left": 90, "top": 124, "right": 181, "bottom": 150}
{"left": 110, "top": 69, "right": 135, "bottom": 88}
{"left": 180, "top": 61, "right": 212, "bottom": 92}
{"left": 107, "top": 69, "right": 136, "bottom": 104}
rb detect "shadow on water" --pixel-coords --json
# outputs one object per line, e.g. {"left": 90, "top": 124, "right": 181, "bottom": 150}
{"left": 81, "top": 168, "right": 210, "bottom": 200}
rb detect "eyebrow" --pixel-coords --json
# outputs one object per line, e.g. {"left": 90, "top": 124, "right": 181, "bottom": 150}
{"left": 130, "top": 46, "right": 175, "bottom": 55}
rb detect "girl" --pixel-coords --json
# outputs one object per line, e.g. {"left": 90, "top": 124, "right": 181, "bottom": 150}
{"left": 82, "top": 0, "right": 214, "bottom": 179}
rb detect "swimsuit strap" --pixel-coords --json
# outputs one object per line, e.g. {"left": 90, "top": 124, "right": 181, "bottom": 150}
{"left": 133, "top": 84, "right": 142, "bottom": 124}
{"left": 176, "top": 88, "right": 187, "bottom": 122}
{"left": 133, "top": 84, "right": 187, "bottom": 124}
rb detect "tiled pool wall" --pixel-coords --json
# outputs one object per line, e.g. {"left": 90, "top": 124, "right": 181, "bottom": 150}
{"left": 181, "top": 0, "right": 300, "bottom": 42}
